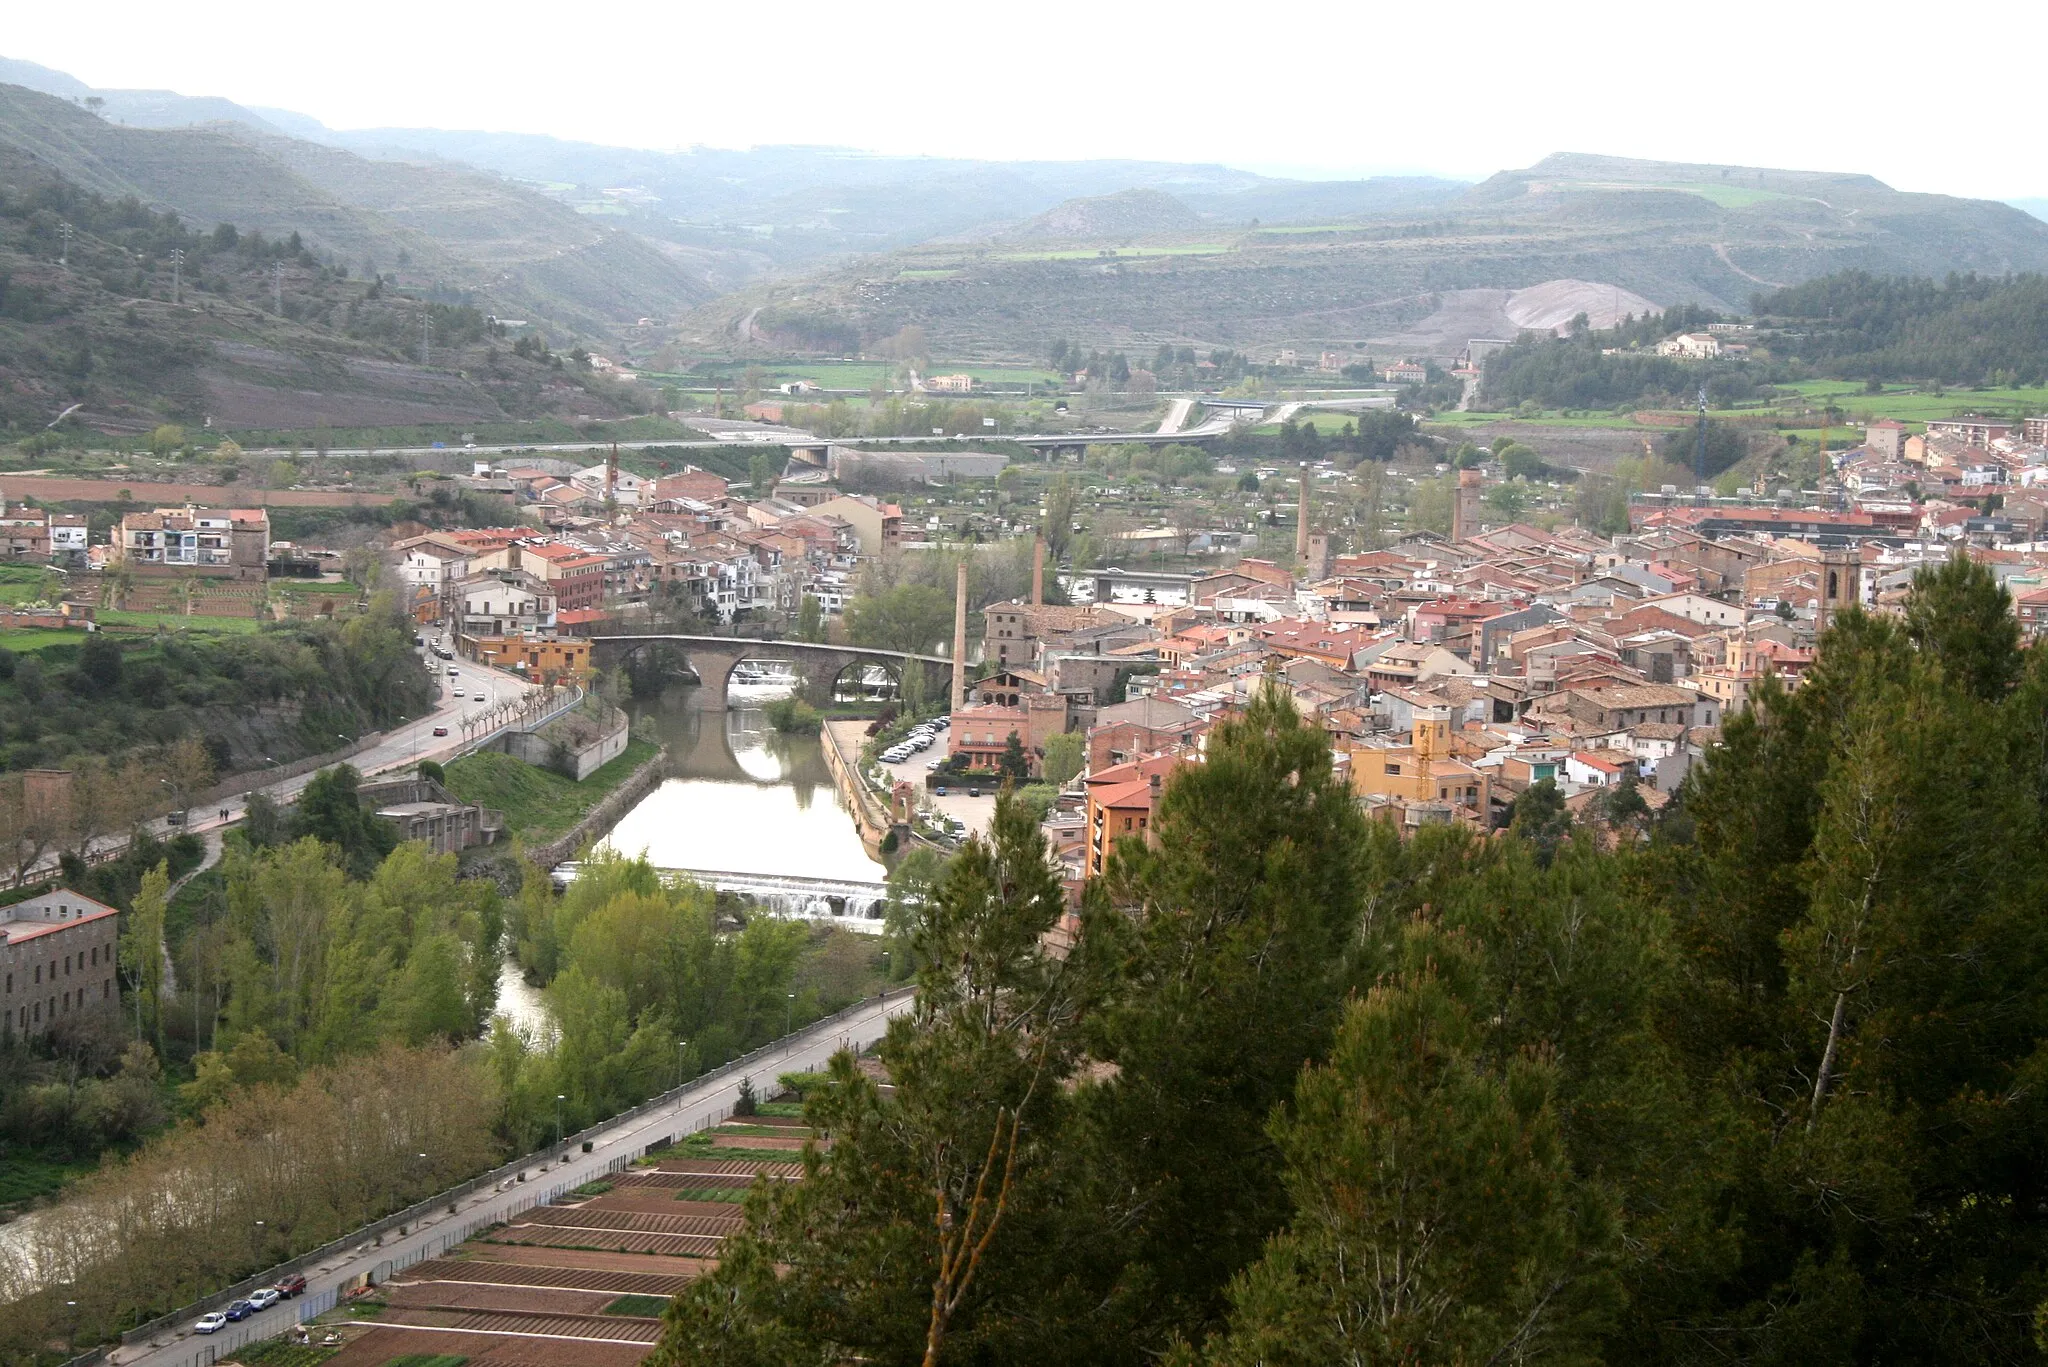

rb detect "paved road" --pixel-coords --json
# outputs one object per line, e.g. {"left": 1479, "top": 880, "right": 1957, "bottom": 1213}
{"left": 29, "top": 645, "right": 546, "bottom": 885}
{"left": 106, "top": 991, "right": 912, "bottom": 1367}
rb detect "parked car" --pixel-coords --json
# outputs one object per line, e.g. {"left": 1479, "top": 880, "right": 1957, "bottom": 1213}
{"left": 224, "top": 1300, "right": 254, "bottom": 1322}
{"left": 432, "top": 726, "right": 449, "bottom": 737}
{"left": 926, "top": 759, "right": 943, "bottom": 770}
{"left": 275, "top": 1274, "right": 308, "bottom": 1298}
{"left": 935, "top": 786, "right": 949, "bottom": 796}
{"left": 967, "top": 787, "right": 981, "bottom": 798}
{"left": 194, "top": 1313, "right": 227, "bottom": 1335}
{"left": 248, "top": 1287, "right": 281, "bottom": 1311}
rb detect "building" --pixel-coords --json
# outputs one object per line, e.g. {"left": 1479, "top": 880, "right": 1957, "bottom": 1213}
{"left": 923, "top": 373, "right": 977, "bottom": 394}
{"left": 46, "top": 513, "right": 87, "bottom": 562}
{"left": 1083, "top": 753, "right": 1188, "bottom": 879}
{"left": 458, "top": 570, "right": 557, "bottom": 637}
{"left": 805, "top": 495, "right": 903, "bottom": 557}
{"left": 2023, "top": 416, "right": 2048, "bottom": 447}
{"left": 515, "top": 542, "right": 609, "bottom": 612}
{"left": 469, "top": 633, "right": 591, "bottom": 680}
{"left": 359, "top": 776, "right": 502, "bottom": 856}
{"left": 1865, "top": 419, "right": 1907, "bottom": 461}
{"left": 1925, "top": 417, "right": 2013, "bottom": 448}
{"left": 0, "top": 505, "right": 48, "bottom": 559}
{"left": 1, "top": 889, "right": 120, "bottom": 1041}
{"left": 1380, "top": 361, "right": 1428, "bottom": 384}
{"left": 115, "top": 506, "right": 270, "bottom": 580}
{"left": 1654, "top": 333, "right": 1721, "bottom": 360}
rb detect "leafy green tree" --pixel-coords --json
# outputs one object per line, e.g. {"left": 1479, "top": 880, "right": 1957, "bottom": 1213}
{"left": 796, "top": 593, "right": 826, "bottom": 643}
{"left": 1189, "top": 932, "right": 1617, "bottom": 1367}
{"left": 655, "top": 791, "right": 1078, "bottom": 1367}
{"left": 1508, "top": 777, "right": 1572, "bottom": 865}
{"left": 1601, "top": 771, "right": 1650, "bottom": 839}
{"left": 1068, "top": 684, "right": 1388, "bottom": 1350}
{"left": 289, "top": 764, "right": 397, "bottom": 876}
{"left": 997, "top": 731, "right": 1030, "bottom": 780}
{"left": 846, "top": 584, "right": 953, "bottom": 656}
{"left": 1039, "top": 730, "right": 1084, "bottom": 787}
{"left": 1902, "top": 554, "right": 2020, "bottom": 702}
{"left": 120, "top": 861, "right": 170, "bottom": 1048}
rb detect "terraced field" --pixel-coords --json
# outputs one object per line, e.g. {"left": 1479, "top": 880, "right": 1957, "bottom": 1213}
{"left": 331, "top": 1116, "right": 820, "bottom": 1367}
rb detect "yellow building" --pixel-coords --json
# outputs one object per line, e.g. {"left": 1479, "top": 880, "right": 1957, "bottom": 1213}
{"left": 1348, "top": 708, "right": 1489, "bottom": 819}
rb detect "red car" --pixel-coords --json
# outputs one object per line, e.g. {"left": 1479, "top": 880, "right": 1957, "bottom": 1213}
{"left": 274, "top": 1274, "right": 308, "bottom": 1298}
{"left": 432, "top": 726, "right": 449, "bottom": 737}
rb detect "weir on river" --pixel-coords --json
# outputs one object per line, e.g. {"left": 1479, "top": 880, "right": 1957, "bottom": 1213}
{"left": 589, "top": 681, "right": 893, "bottom": 922}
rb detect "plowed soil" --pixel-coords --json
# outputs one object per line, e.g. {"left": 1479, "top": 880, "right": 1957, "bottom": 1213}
{"left": 323, "top": 1325, "right": 646, "bottom": 1367}
{"left": 397, "top": 1255, "right": 698, "bottom": 1296}
{"left": 378, "top": 1307, "right": 662, "bottom": 1344}
{"left": 457, "top": 1245, "right": 715, "bottom": 1277}
{"left": 384, "top": 1282, "right": 613, "bottom": 1315}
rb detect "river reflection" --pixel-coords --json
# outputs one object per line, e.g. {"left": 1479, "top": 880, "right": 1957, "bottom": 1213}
{"left": 598, "top": 683, "right": 887, "bottom": 886}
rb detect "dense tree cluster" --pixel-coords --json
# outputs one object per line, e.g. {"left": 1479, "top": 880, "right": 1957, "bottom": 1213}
{"left": 0, "top": 597, "right": 431, "bottom": 776}
{"left": 1753, "top": 271, "right": 2048, "bottom": 386}
{"left": 656, "top": 557, "right": 2048, "bottom": 1367}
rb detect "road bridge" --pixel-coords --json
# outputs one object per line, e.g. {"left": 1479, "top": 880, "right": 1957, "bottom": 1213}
{"left": 588, "top": 634, "right": 955, "bottom": 710}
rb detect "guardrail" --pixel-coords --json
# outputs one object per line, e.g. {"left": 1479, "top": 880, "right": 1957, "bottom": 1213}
{"left": 111, "top": 986, "right": 908, "bottom": 1357}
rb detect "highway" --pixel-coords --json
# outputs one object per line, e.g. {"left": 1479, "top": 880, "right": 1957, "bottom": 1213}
{"left": 104, "top": 991, "right": 912, "bottom": 1367}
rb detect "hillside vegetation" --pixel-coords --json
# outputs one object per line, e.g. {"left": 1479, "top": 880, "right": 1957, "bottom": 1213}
{"left": 0, "top": 131, "right": 658, "bottom": 433}
{"left": 674, "top": 153, "right": 2048, "bottom": 361}
{"left": 0, "top": 82, "right": 711, "bottom": 346}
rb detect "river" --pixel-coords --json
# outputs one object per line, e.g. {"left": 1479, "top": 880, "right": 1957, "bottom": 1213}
{"left": 597, "top": 680, "right": 889, "bottom": 896}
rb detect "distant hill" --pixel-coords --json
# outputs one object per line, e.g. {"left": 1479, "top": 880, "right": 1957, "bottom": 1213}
{"left": 0, "top": 136, "right": 649, "bottom": 435}
{"left": 0, "top": 78, "right": 715, "bottom": 344}
{"left": 1020, "top": 188, "right": 1203, "bottom": 239}
{"left": 0, "top": 56, "right": 287, "bottom": 134}
{"left": 676, "top": 153, "right": 2048, "bottom": 361}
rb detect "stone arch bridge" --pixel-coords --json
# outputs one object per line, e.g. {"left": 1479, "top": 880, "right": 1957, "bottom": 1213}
{"left": 588, "top": 634, "right": 955, "bottom": 710}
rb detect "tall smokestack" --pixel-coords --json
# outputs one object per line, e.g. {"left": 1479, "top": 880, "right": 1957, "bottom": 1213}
{"left": 1031, "top": 537, "right": 1045, "bottom": 607}
{"left": 952, "top": 561, "right": 969, "bottom": 710}
{"left": 607, "top": 442, "right": 619, "bottom": 506}
{"left": 1295, "top": 464, "right": 1311, "bottom": 561}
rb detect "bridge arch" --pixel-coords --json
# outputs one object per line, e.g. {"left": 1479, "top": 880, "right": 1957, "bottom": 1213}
{"left": 589, "top": 634, "right": 954, "bottom": 711}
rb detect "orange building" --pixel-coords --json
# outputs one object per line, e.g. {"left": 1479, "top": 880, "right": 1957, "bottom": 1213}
{"left": 470, "top": 635, "right": 592, "bottom": 682}
{"left": 1083, "top": 752, "right": 1190, "bottom": 879}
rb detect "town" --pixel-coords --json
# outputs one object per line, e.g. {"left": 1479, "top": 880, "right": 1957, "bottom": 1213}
{"left": 5, "top": 22, "right": 2048, "bottom": 1367}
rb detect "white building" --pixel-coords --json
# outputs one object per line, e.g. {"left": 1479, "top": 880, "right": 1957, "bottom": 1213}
{"left": 1654, "top": 333, "right": 1722, "bottom": 360}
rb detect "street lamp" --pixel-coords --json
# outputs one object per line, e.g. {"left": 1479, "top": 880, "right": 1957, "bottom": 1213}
{"left": 786, "top": 992, "right": 796, "bottom": 1037}
{"left": 555, "top": 1094, "right": 566, "bottom": 1152}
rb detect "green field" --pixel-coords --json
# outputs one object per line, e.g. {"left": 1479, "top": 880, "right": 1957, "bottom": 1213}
{"left": 0, "top": 564, "right": 63, "bottom": 605}
{"left": 443, "top": 738, "right": 659, "bottom": 840}
{"left": 603, "top": 1294, "right": 672, "bottom": 1317}
{"left": 0, "top": 627, "right": 88, "bottom": 651}
{"left": 98, "top": 610, "right": 265, "bottom": 634}
{"left": 1762, "top": 380, "right": 2048, "bottom": 424}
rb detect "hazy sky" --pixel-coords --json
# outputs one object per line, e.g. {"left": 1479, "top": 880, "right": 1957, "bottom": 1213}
{"left": 9, "top": 0, "right": 2044, "bottom": 199}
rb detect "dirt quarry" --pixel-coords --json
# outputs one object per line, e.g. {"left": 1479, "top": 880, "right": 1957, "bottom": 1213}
{"left": 1368, "top": 279, "right": 1660, "bottom": 360}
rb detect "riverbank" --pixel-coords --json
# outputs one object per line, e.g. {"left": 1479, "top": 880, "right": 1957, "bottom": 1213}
{"left": 445, "top": 739, "right": 662, "bottom": 849}
{"left": 822, "top": 719, "right": 904, "bottom": 860}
